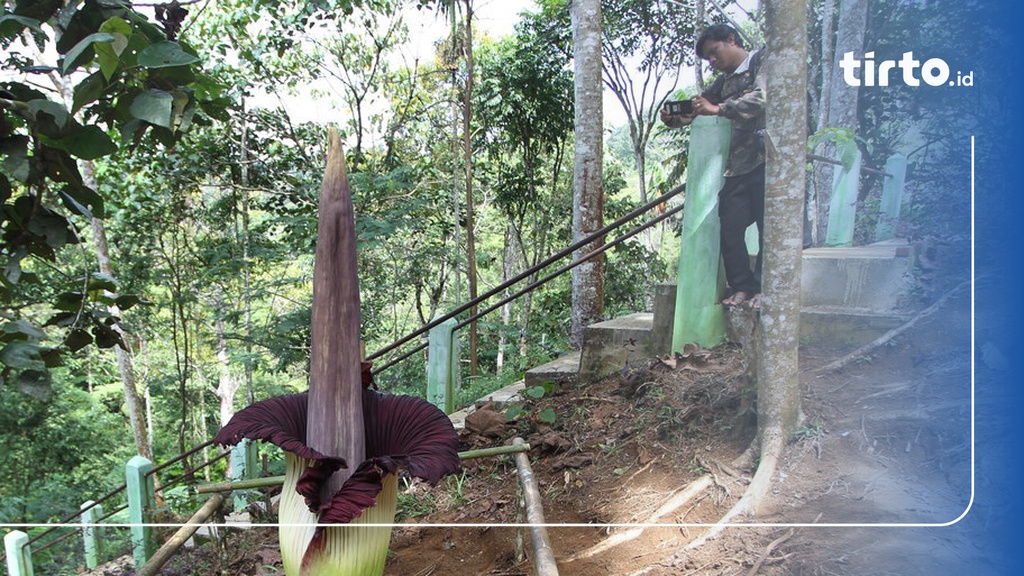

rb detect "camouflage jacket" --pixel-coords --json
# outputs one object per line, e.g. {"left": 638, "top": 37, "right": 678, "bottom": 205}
{"left": 703, "top": 49, "right": 766, "bottom": 177}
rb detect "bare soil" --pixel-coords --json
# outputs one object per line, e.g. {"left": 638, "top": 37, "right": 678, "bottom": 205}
{"left": 89, "top": 286, "right": 985, "bottom": 576}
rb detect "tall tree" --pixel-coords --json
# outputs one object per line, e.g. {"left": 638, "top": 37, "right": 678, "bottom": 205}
{"left": 752, "top": 0, "right": 807, "bottom": 510}
{"left": 85, "top": 167, "right": 152, "bottom": 461}
{"left": 812, "top": 0, "right": 867, "bottom": 244}
{"left": 570, "top": 0, "right": 605, "bottom": 346}
{"left": 528, "top": 0, "right": 696, "bottom": 204}
{"left": 475, "top": 31, "right": 574, "bottom": 363}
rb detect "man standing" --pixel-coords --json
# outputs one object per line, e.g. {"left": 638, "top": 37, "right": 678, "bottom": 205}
{"left": 662, "top": 24, "right": 766, "bottom": 308}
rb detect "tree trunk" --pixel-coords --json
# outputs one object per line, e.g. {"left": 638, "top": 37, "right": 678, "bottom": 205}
{"left": 809, "top": 0, "right": 837, "bottom": 246}
{"left": 497, "top": 224, "right": 517, "bottom": 375}
{"left": 215, "top": 312, "right": 240, "bottom": 429}
{"left": 695, "top": 0, "right": 706, "bottom": 91}
{"left": 814, "top": 0, "right": 867, "bottom": 243}
{"left": 82, "top": 161, "right": 153, "bottom": 461}
{"left": 570, "top": 0, "right": 605, "bottom": 347}
{"left": 462, "top": 0, "right": 479, "bottom": 377}
{"left": 239, "top": 100, "right": 255, "bottom": 405}
{"left": 755, "top": 0, "right": 807, "bottom": 511}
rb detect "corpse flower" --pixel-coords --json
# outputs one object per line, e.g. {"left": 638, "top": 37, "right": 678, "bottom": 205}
{"left": 214, "top": 129, "right": 460, "bottom": 575}
{"left": 213, "top": 389, "right": 460, "bottom": 575}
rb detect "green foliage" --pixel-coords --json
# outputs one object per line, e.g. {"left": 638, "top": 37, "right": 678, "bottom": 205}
{"left": 1, "top": 0, "right": 229, "bottom": 384}
{"left": 505, "top": 381, "right": 557, "bottom": 424}
{"left": 807, "top": 127, "right": 863, "bottom": 170}
{"left": 0, "top": 362, "right": 133, "bottom": 524}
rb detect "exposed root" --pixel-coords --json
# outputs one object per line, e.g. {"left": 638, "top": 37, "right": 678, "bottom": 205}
{"left": 563, "top": 475, "right": 714, "bottom": 562}
{"left": 745, "top": 528, "right": 794, "bottom": 576}
{"left": 683, "top": 433, "right": 785, "bottom": 553}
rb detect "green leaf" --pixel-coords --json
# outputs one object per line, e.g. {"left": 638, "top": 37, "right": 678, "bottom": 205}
{"left": 95, "top": 17, "right": 133, "bottom": 79}
{"left": 61, "top": 32, "right": 116, "bottom": 74}
{"left": 87, "top": 272, "right": 118, "bottom": 292}
{"left": 50, "top": 125, "right": 118, "bottom": 160}
{"left": 538, "top": 408, "right": 557, "bottom": 424}
{"left": 59, "top": 185, "right": 105, "bottom": 219}
{"left": 28, "top": 99, "right": 71, "bottom": 134}
{"left": 525, "top": 385, "right": 546, "bottom": 399}
{"left": 44, "top": 312, "right": 78, "bottom": 328}
{"left": 54, "top": 291, "right": 86, "bottom": 311}
{"left": 64, "top": 329, "right": 94, "bottom": 352}
{"left": 130, "top": 89, "right": 173, "bottom": 128}
{"left": 92, "top": 323, "right": 123, "bottom": 349}
{"left": 505, "top": 405, "right": 525, "bottom": 420}
{"left": 72, "top": 71, "right": 108, "bottom": 114}
{"left": 0, "top": 340, "right": 46, "bottom": 371}
{"left": 15, "top": 369, "right": 52, "bottom": 402}
{"left": 2, "top": 319, "right": 46, "bottom": 341}
{"left": 1, "top": 135, "right": 31, "bottom": 182}
{"left": 137, "top": 41, "right": 200, "bottom": 69}
{"left": 0, "top": 173, "right": 11, "bottom": 202}
{"left": 0, "top": 13, "right": 43, "bottom": 38}
{"left": 26, "top": 211, "right": 73, "bottom": 249}
{"left": 115, "top": 294, "right": 151, "bottom": 310}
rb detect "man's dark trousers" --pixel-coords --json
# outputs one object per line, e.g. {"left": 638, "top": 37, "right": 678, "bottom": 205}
{"left": 718, "top": 163, "right": 765, "bottom": 296}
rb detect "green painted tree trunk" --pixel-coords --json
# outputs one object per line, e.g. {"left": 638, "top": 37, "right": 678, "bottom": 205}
{"left": 672, "top": 116, "right": 731, "bottom": 351}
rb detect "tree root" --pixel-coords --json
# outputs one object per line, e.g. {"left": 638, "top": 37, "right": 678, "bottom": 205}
{"left": 563, "top": 475, "right": 714, "bottom": 562}
{"left": 745, "top": 528, "right": 794, "bottom": 576}
{"left": 683, "top": 433, "right": 784, "bottom": 552}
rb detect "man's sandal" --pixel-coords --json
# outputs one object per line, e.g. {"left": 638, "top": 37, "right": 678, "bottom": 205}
{"left": 721, "top": 291, "right": 749, "bottom": 307}
{"left": 748, "top": 293, "right": 762, "bottom": 311}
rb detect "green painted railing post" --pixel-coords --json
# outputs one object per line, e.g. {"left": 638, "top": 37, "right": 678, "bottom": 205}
{"left": 874, "top": 153, "right": 908, "bottom": 241}
{"left": 825, "top": 147, "right": 862, "bottom": 246}
{"left": 672, "top": 115, "right": 731, "bottom": 351}
{"left": 4, "top": 530, "right": 33, "bottom": 576}
{"left": 230, "top": 439, "right": 258, "bottom": 511}
{"left": 427, "top": 317, "right": 458, "bottom": 414}
{"left": 80, "top": 500, "right": 104, "bottom": 569}
{"left": 125, "top": 455, "right": 155, "bottom": 568}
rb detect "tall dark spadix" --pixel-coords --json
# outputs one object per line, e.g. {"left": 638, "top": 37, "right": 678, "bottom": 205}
{"left": 308, "top": 128, "right": 364, "bottom": 497}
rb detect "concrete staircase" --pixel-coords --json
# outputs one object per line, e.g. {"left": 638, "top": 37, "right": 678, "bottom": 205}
{"left": 524, "top": 239, "right": 921, "bottom": 386}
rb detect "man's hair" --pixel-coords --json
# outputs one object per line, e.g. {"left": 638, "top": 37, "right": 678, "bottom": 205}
{"left": 696, "top": 24, "right": 743, "bottom": 59}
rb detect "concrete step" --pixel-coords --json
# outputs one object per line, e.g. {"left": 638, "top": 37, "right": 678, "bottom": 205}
{"left": 801, "top": 239, "right": 914, "bottom": 312}
{"left": 577, "top": 313, "right": 655, "bottom": 383}
{"left": 517, "top": 240, "right": 920, "bottom": 388}
{"left": 800, "top": 307, "right": 911, "bottom": 349}
{"left": 524, "top": 351, "right": 581, "bottom": 388}
{"left": 448, "top": 380, "right": 525, "bottom": 430}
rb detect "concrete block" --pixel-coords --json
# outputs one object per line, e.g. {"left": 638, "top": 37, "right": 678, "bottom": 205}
{"left": 801, "top": 240, "right": 914, "bottom": 312}
{"left": 577, "top": 313, "right": 654, "bottom": 383}
{"left": 650, "top": 283, "right": 676, "bottom": 356}
{"left": 800, "top": 308, "right": 910, "bottom": 349}
{"left": 524, "top": 352, "right": 581, "bottom": 388}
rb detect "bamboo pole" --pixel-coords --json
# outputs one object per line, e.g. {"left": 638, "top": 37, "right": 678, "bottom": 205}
{"left": 135, "top": 493, "right": 226, "bottom": 576}
{"left": 512, "top": 437, "right": 559, "bottom": 576}
{"left": 196, "top": 475, "right": 286, "bottom": 494}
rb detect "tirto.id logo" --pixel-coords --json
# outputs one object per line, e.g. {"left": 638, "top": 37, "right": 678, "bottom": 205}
{"left": 840, "top": 51, "right": 973, "bottom": 87}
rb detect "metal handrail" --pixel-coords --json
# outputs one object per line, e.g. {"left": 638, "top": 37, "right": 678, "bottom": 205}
{"left": 6, "top": 442, "right": 226, "bottom": 562}
{"left": 368, "top": 183, "right": 686, "bottom": 374}
{"left": 372, "top": 199, "right": 687, "bottom": 375}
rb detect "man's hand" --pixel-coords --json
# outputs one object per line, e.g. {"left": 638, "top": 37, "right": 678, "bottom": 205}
{"left": 693, "top": 95, "right": 721, "bottom": 116}
{"left": 660, "top": 103, "right": 695, "bottom": 128}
